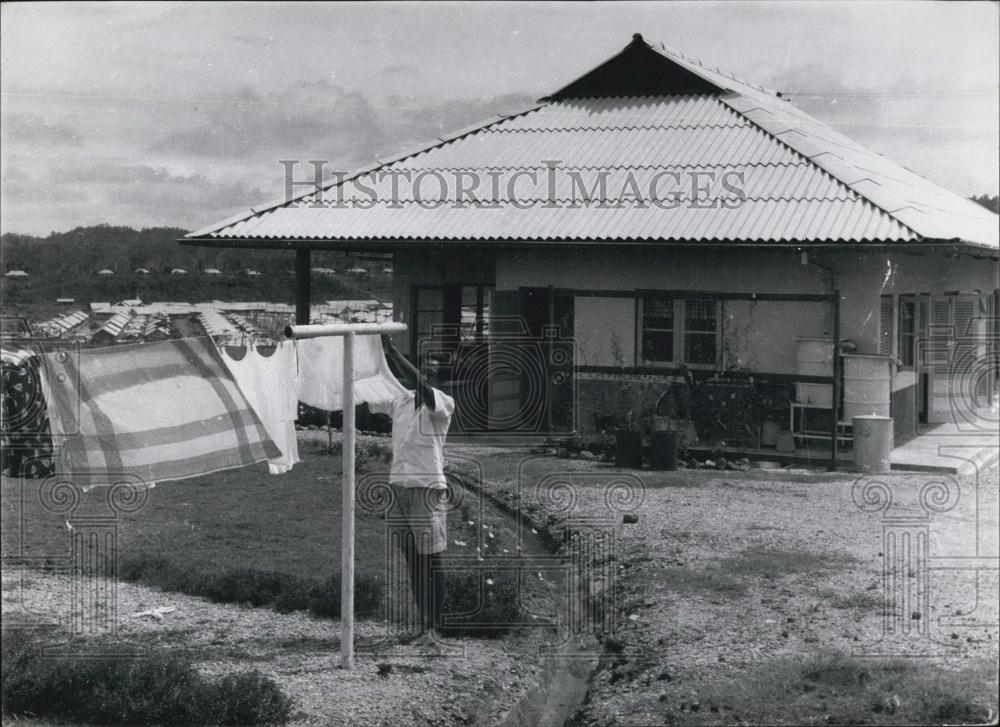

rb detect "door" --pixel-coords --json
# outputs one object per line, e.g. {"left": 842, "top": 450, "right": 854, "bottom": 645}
{"left": 925, "top": 295, "right": 992, "bottom": 425}
{"left": 487, "top": 288, "right": 575, "bottom": 434}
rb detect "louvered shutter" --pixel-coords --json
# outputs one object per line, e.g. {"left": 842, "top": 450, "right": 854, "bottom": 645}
{"left": 879, "top": 296, "right": 893, "bottom": 355}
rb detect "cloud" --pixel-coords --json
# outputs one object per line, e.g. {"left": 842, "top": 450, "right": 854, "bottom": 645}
{"left": 148, "top": 81, "right": 389, "bottom": 169}
{"left": 0, "top": 111, "right": 83, "bottom": 146}
{"left": 381, "top": 64, "right": 419, "bottom": 77}
{"left": 1, "top": 160, "right": 267, "bottom": 233}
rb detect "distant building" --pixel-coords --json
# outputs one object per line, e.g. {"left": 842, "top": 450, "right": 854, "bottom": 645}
{"left": 246, "top": 269, "right": 261, "bottom": 277}
{"left": 347, "top": 266, "right": 368, "bottom": 275}
{"left": 56, "top": 298, "right": 75, "bottom": 304}
{"left": 5, "top": 270, "right": 28, "bottom": 278}
{"left": 134, "top": 267, "right": 151, "bottom": 275}
{"left": 97, "top": 268, "right": 114, "bottom": 276}
{"left": 381, "top": 266, "right": 393, "bottom": 274}
{"left": 313, "top": 267, "right": 337, "bottom": 275}
{"left": 170, "top": 268, "right": 188, "bottom": 275}
{"left": 204, "top": 268, "right": 222, "bottom": 275}
{"left": 114, "top": 298, "right": 143, "bottom": 307}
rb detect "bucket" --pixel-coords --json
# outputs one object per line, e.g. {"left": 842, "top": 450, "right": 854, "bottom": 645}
{"left": 853, "top": 415, "right": 893, "bottom": 473}
{"left": 760, "top": 420, "right": 780, "bottom": 447}
{"left": 843, "top": 355, "right": 892, "bottom": 421}
{"left": 614, "top": 430, "right": 643, "bottom": 469}
{"left": 776, "top": 431, "right": 796, "bottom": 452}
{"left": 795, "top": 338, "right": 834, "bottom": 406}
{"left": 650, "top": 430, "right": 679, "bottom": 470}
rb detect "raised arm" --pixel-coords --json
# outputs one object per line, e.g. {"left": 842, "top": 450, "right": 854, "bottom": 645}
{"left": 382, "top": 335, "right": 436, "bottom": 411}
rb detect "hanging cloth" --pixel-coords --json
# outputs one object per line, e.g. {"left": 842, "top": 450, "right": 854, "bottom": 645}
{"left": 1, "top": 346, "right": 55, "bottom": 479}
{"left": 296, "top": 334, "right": 407, "bottom": 411}
{"left": 42, "top": 337, "right": 280, "bottom": 484}
{"left": 219, "top": 341, "right": 300, "bottom": 474}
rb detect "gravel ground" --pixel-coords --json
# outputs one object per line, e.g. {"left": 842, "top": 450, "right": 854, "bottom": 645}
{"left": 5, "top": 436, "right": 997, "bottom": 726}
{"left": 2, "top": 568, "right": 544, "bottom": 726}
{"left": 455, "top": 448, "right": 1000, "bottom": 726}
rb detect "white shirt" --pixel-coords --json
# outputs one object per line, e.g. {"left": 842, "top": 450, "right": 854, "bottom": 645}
{"left": 369, "top": 388, "right": 455, "bottom": 488}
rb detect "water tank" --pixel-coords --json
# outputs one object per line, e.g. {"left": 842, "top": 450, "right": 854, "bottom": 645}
{"left": 842, "top": 354, "right": 892, "bottom": 421}
{"left": 795, "top": 338, "right": 834, "bottom": 407}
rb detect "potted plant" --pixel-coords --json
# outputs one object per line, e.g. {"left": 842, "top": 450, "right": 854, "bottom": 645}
{"left": 605, "top": 334, "right": 644, "bottom": 468}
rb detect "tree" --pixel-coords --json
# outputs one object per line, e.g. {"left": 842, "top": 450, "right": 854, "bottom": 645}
{"left": 970, "top": 194, "right": 999, "bottom": 214}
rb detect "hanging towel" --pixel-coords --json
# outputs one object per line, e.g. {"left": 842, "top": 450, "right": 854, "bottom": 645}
{"left": 220, "top": 341, "right": 300, "bottom": 474}
{"left": 296, "top": 334, "right": 407, "bottom": 411}
{"left": 42, "top": 337, "right": 280, "bottom": 484}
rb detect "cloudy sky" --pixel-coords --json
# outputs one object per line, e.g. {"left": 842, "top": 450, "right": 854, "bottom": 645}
{"left": 1, "top": 1, "right": 997, "bottom": 236}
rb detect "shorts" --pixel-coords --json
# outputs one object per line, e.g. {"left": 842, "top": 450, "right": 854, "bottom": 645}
{"left": 388, "top": 485, "right": 448, "bottom": 554}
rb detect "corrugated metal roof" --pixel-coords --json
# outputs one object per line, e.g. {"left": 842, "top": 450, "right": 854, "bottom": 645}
{"left": 187, "top": 36, "right": 997, "bottom": 250}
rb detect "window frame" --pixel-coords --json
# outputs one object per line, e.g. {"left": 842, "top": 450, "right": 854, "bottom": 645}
{"left": 638, "top": 295, "right": 721, "bottom": 368}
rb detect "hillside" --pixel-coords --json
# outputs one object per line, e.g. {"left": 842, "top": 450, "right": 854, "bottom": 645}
{"left": 0, "top": 225, "right": 390, "bottom": 310}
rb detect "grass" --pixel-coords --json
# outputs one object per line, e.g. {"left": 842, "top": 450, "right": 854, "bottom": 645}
{"left": 1, "top": 448, "right": 527, "bottom": 635}
{"left": 2, "top": 628, "right": 292, "bottom": 725}
{"left": 717, "top": 546, "right": 859, "bottom": 579}
{"left": 661, "top": 650, "right": 999, "bottom": 725}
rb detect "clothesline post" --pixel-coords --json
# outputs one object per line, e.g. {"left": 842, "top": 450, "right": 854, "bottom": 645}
{"left": 285, "top": 320, "right": 408, "bottom": 671}
{"left": 341, "top": 331, "right": 355, "bottom": 669}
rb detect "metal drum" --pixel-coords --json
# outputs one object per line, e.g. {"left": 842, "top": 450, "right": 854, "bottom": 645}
{"left": 853, "top": 415, "right": 893, "bottom": 473}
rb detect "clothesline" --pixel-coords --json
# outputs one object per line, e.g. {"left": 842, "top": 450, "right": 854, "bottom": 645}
{"left": 2, "top": 331, "right": 409, "bottom": 485}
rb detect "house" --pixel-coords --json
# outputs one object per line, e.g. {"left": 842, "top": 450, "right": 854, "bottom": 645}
{"left": 347, "top": 266, "right": 368, "bottom": 276}
{"left": 97, "top": 269, "right": 114, "bottom": 276}
{"left": 204, "top": 268, "right": 222, "bottom": 275}
{"left": 91, "top": 311, "right": 131, "bottom": 345}
{"left": 5, "top": 270, "right": 29, "bottom": 278}
{"left": 134, "top": 267, "right": 151, "bottom": 275}
{"left": 183, "top": 34, "right": 999, "bottom": 449}
{"left": 246, "top": 269, "right": 262, "bottom": 277}
{"left": 170, "top": 268, "right": 188, "bottom": 275}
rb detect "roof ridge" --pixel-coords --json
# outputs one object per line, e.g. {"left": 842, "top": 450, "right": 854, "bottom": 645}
{"left": 719, "top": 92, "right": 928, "bottom": 241}
{"left": 490, "top": 121, "right": 747, "bottom": 133}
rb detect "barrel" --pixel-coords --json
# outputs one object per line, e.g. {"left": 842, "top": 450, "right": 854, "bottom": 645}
{"left": 795, "top": 338, "right": 834, "bottom": 407}
{"left": 650, "top": 430, "right": 679, "bottom": 470}
{"left": 842, "top": 354, "right": 892, "bottom": 421}
{"left": 853, "top": 415, "right": 893, "bottom": 473}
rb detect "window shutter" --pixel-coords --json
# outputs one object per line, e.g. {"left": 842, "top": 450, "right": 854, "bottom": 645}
{"left": 879, "top": 296, "right": 893, "bottom": 355}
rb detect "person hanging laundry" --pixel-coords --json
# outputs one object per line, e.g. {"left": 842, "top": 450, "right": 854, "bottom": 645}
{"left": 369, "top": 336, "right": 455, "bottom": 641}
{"left": 296, "top": 334, "right": 407, "bottom": 411}
{"left": 220, "top": 341, "right": 299, "bottom": 474}
{"left": 41, "top": 337, "right": 279, "bottom": 484}
{"left": 1, "top": 347, "right": 55, "bottom": 479}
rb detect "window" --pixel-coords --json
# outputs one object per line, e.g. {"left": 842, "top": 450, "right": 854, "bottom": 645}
{"left": 899, "top": 298, "right": 916, "bottom": 367}
{"left": 684, "top": 299, "right": 718, "bottom": 365}
{"left": 641, "top": 298, "right": 674, "bottom": 363}
{"left": 640, "top": 296, "right": 719, "bottom": 366}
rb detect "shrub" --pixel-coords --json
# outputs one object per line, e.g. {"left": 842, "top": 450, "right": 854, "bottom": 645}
{"left": 306, "top": 573, "right": 383, "bottom": 619}
{"left": 1, "top": 629, "right": 291, "bottom": 725}
{"left": 440, "top": 569, "right": 522, "bottom": 638}
{"left": 118, "top": 555, "right": 384, "bottom": 621}
{"left": 216, "top": 671, "right": 294, "bottom": 726}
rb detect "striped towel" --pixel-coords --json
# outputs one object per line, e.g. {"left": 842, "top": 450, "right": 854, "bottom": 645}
{"left": 42, "top": 337, "right": 280, "bottom": 484}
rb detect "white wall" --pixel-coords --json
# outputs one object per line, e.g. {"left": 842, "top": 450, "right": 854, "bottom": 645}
{"left": 574, "top": 296, "right": 636, "bottom": 367}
